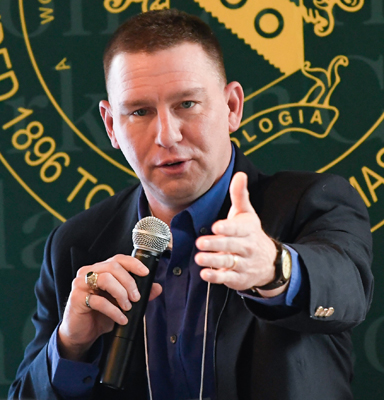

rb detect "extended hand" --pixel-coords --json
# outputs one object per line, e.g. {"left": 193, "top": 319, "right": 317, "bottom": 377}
{"left": 195, "top": 172, "right": 279, "bottom": 293}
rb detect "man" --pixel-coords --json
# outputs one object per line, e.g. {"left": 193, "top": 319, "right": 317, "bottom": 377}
{"left": 9, "top": 9, "right": 373, "bottom": 400}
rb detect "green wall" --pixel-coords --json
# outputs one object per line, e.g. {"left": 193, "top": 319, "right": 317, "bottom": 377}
{"left": 0, "top": 0, "right": 383, "bottom": 398}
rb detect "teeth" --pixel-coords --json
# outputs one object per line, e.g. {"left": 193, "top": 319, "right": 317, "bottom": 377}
{"left": 163, "top": 161, "right": 183, "bottom": 166}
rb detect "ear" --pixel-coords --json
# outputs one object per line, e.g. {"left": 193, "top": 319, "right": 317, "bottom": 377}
{"left": 224, "top": 81, "right": 244, "bottom": 133}
{"left": 99, "top": 100, "right": 120, "bottom": 149}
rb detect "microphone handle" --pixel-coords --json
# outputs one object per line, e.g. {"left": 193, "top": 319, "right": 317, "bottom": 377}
{"left": 100, "top": 248, "right": 160, "bottom": 389}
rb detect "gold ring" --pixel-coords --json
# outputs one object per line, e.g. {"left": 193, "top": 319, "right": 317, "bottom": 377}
{"left": 229, "top": 254, "right": 239, "bottom": 269}
{"left": 85, "top": 271, "right": 99, "bottom": 291}
{"left": 85, "top": 293, "right": 92, "bottom": 309}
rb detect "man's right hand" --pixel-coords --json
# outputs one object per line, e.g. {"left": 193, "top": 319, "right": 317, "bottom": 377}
{"left": 57, "top": 254, "right": 162, "bottom": 361}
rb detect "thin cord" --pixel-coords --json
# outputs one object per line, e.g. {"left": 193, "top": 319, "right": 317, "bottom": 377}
{"left": 199, "top": 280, "right": 211, "bottom": 400}
{"left": 143, "top": 316, "right": 153, "bottom": 400}
{"left": 143, "top": 280, "right": 212, "bottom": 400}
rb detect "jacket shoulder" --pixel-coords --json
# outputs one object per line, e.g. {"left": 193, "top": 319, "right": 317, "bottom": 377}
{"left": 52, "top": 184, "right": 140, "bottom": 250}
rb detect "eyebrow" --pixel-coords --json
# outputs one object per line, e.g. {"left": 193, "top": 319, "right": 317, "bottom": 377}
{"left": 119, "top": 87, "right": 207, "bottom": 109}
{"left": 175, "top": 87, "right": 207, "bottom": 98}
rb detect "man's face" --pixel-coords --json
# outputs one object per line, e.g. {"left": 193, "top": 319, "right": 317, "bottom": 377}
{"left": 100, "top": 42, "right": 243, "bottom": 214}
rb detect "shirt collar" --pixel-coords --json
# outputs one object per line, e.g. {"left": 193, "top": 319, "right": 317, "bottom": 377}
{"left": 138, "top": 144, "right": 235, "bottom": 236}
{"left": 187, "top": 146, "right": 235, "bottom": 236}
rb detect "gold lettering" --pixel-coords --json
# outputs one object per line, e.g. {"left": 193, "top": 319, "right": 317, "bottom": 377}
{"left": 242, "top": 129, "right": 257, "bottom": 142}
{"left": 0, "top": 70, "right": 19, "bottom": 101}
{"left": 349, "top": 176, "right": 371, "bottom": 208}
{"left": 0, "top": 48, "right": 12, "bottom": 69}
{"left": 12, "top": 121, "right": 44, "bottom": 150}
{"left": 362, "top": 166, "right": 384, "bottom": 203}
{"left": 25, "top": 137, "right": 55, "bottom": 166}
{"left": 85, "top": 185, "right": 115, "bottom": 210}
{"left": 67, "top": 167, "right": 98, "bottom": 202}
{"left": 310, "top": 109, "right": 323, "bottom": 125}
{"left": 38, "top": 0, "right": 52, "bottom": 4}
{"left": 55, "top": 58, "right": 71, "bottom": 71}
{"left": 278, "top": 111, "right": 293, "bottom": 126}
{"left": 2, "top": 108, "right": 33, "bottom": 130}
{"left": 39, "top": 8, "right": 54, "bottom": 25}
{"left": 0, "top": 17, "right": 4, "bottom": 46}
{"left": 230, "top": 137, "right": 241, "bottom": 148}
{"left": 40, "top": 152, "right": 70, "bottom": 183}
{"left": 259, "top": 118, "right": 273, "bottom": 133}
{"left": 299, "top": 109, "right": 304, "bottom": 124}
{"left": 376, "top": 148, "right": 384, "bottom": 168}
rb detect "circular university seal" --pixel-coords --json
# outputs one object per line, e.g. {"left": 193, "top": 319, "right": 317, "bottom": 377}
{"left": 0, "top": 0, "right": 383, "bottom": 231}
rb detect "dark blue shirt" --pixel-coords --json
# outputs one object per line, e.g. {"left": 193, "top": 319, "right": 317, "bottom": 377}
{"left": 48, "top": 147, "right": 302, "bottom": 399}
{"left": 138, "top": 149, "right": 236, "bottom": 400}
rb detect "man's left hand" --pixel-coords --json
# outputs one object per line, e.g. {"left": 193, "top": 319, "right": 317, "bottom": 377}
{"left": 195, "top": 172, "right": 286, "bottom": 295}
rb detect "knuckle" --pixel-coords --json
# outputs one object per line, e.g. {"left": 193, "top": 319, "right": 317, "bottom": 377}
{"left": 244, "top": 245, "right": 253, "bottom": 257}
{"left": 111, "top": 254, "right": 125, "bottom": 262}
{"left": 127, "top": 277, "right": 138, "bottom": 292}
{"left": 96, "top": 272, "right": 107, "bottom": 289}
{"left": 106, "top": 254, "right": 121, "bottom": 265}
{"left": 70, "top": 288, "right": 84, "bottom": 305}
{"left": 76, "top": 266, "right": 88, "bottom": 277}
{"left": 110, "top": 261, "right": 121, "bottom": 272}
{"left": 72, "top": 275, "right": 84, "bottom": 290}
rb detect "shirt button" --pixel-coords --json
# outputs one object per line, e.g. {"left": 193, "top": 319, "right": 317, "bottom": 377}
{"left": 199, "top": 227, "right": 208, "bottom": 235}
{"left": 82, "top": 376, "right": 92, "bottom": 384}
{"left": 173, "top": 266, "right": 182, "bottom": 276}
{"left": 170, "top": 335, "right": 177, "bottom": 344}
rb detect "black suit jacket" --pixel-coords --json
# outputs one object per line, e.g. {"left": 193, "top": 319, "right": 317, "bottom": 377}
{"left": 9, "top": 148, "right": 373, "bottom": 400}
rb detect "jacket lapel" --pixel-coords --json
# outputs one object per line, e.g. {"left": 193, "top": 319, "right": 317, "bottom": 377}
{"left": 211, "top": 147, "right": 263, "bottom": 399}
{"left": 70, "top": 185, "right": 141, "bottom": 274}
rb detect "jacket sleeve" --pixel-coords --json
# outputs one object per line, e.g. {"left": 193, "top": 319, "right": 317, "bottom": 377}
{"left": 8, "top": 228, "right": 66, "bottom": 400}
{"left": 244, "top": 173, "right": 374, "bottom": 334}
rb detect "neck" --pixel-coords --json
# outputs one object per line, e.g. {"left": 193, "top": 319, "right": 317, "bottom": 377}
{"left": 147, "top": 199, "right": 186, "bottom": 227}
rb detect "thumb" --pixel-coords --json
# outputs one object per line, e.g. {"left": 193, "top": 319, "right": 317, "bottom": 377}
{"left": 228, "top": 172, "right": 254, "bottom": 219}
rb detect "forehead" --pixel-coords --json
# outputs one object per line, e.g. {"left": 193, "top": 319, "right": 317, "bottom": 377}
{"left": 106, "top": 43, "right": 223, "bottom": 99}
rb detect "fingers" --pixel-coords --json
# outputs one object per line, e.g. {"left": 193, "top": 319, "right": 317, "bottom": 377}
{"left": 200, "top": 266, "right": 239, "bottom": 286}
{"left": 227, "top": 172, "right": 254, "bottom": 219}
{"left": 195, "top": 250, "right": 239, "bottom": 270}
{"left": 196, "top": 226, "right": 254, "bottom": 253}
{"left": 196, "top": 214, "right": 261, "bottom": 262}
{"left": 89, "top": 273, "right": 132, "bottom": 311}
{"left": 149, "top": 283, "right": 163, "bottom": 301}
{"left": 198, "top": 255, "right": 251, "bottom": 290}
{"left": 60, "top": 254, "right": 163, "bottom": 359}
{"left": 81, "top": 277, "right": 162, "bottom": 325}
{"left": 211, "top": 216, "right": 258, "bottom": 238}
{"left": 66, "top": 254, "right": 148, "bottom": 327}
{"left": 79, "top": 254, "right": 163, "bottom": 313}
{"left": 82, "top": 292, "right": 128, "bottom": 325}
{"left": 195, "top": 172, "right": 278, "bottom": 291}
{"left": 80, "top": 254, "right": 148, "bottom": 303}
{"left": 64, "top": 254, "right": 161, "bottom": 326}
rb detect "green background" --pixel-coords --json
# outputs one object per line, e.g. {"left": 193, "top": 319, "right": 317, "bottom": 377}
{"left": 0, "top": 0, "right": 383, "bottom": 398}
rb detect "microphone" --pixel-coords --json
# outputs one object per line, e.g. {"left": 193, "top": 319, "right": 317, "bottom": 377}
{"left": 101, "top": 216, "right": 171, "bottom": 389}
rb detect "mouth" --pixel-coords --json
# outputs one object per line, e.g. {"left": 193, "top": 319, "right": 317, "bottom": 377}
{"left": 157, "top": 159, "right": 190, "bottom": 173}
{"left": 158, "top": 158, "right": 188, "bottom": 167}
{"left": 164, "top": 161, "right": 184, "bottom": 167}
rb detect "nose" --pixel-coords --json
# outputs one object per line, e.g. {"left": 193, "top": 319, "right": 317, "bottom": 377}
{"left": 154, "top": 109, "right": 183, "bottom": 148}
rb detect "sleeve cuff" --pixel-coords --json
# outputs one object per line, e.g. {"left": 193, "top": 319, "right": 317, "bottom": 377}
{"left": 238, "top": 245, "right": 303, "bottom": 307}
{"left": 48, "top": 324, "right": 102, "bottom": 398}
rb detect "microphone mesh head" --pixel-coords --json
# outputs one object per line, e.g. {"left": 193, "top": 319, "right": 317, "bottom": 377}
{"left": 132, "top": 216, "right": 171, "bottom": 254}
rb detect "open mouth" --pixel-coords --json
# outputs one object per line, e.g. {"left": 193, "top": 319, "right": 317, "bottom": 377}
{"left": 165, "top": 161, "right": 183, "bottom": 166}
{"left": 158, "top": 159, "right": 189, "bottom": 173}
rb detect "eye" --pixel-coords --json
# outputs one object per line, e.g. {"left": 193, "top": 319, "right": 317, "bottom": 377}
{"left": 180, "top": 101, "right": 195, "bottom": 109}
{"left": 132, "top": 109, "right": 148, "bottom": 116}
